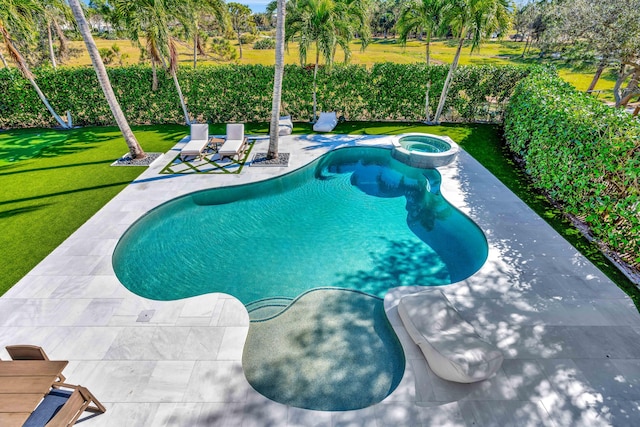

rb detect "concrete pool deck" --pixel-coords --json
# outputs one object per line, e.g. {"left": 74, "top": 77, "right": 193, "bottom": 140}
{"left": 2, "top": 133, "right": 640, "bottom": 426}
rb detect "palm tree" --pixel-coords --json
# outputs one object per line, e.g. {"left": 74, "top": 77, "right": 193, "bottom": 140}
{"left": 42, "top": 0, "right": 72, "bottom": 69}
{"left": 114, "top": 0, "right": 191, "bottom": 125}
{"left": 227, "top": 2, "right": 253, "bottom": 60}
{"left": 68, "top": 0, "right": 145, "bottom": 159}
{"left": 432, "top": 0, "right": 510, "bottom": 124}
{"left": 397, "top": 0, "right": 443, "bottom": 66}
{"left": 186, "top": 0, "right": 227, "bottom": 68}
{"left": 371, "top": 0, "right": 399, "bottom": 39}
{"left": 0, "top": 0, "right": 70, "bottom": 128}
{"left": 397, "top": 0, "right": 443, "bottom": 122}
{"left": 285, "top": 0, "right": 371, "bottom": 121}
{"left": 267, "top": 0, "right": 286, "bottom": 160}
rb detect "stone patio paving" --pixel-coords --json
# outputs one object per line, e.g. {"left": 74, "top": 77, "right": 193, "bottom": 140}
{"left": 1, "top": 133, "right": 640, "bottom": 426}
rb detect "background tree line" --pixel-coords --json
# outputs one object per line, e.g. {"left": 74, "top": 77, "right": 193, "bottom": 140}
{"left": 1, "top": 0, "right": 638, "bottom": 149}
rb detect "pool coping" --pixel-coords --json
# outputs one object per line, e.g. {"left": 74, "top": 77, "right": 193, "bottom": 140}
{"left": 2, "top": 133, "right": 640, "bottom": 426}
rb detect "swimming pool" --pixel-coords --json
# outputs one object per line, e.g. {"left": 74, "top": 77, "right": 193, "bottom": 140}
{"left": 113, "top": 147, "right": 487, "bottom": 304}
{"left": 112, "top": 146, "right": 488, "bottom": 410}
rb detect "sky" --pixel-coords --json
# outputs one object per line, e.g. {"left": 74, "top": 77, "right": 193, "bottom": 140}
{"left": 244, "top": 1, "right": 270, "bottom": 13}
{"left": 81, "top": 1, "right": 270, "bottom": 14}
{"left": 83, "top": 1, "right": 533, "bottom": 16}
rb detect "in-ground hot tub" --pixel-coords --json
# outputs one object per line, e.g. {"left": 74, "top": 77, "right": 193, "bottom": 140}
{"left": 391, "top": 133, "right": 459, "bottom": 168}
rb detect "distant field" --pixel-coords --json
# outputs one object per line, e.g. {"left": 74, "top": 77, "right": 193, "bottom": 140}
{"left": 53, "top": 36, "right": 617, "bottom": 98}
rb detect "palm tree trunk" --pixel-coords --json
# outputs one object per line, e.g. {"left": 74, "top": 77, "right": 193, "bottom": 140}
{"left": 171, "top": 69, "right": 191, "bottom": 125}
{"left": 67, "top": 0, "right": 144, "bottom": 159}
{"left": 433, "top": 32, "right": 465, "bottom": 124}
{"left": 151, "top": 60, "right": 158, "bottom": 91}
{"left": 1, "top": 25, "right": 69, "bottom": 128}
{"left": 424, "top": 81, "right": 431, "bottom": 122}
{"left": 28, "top": 74, "right": 69, "bottom": 128}
{"left": 193, "top": 21, "right": 198, "bottom": 69}
{"left": 53, "top": 20, "right": 68, "bottom": 59}
{"left": 193, "top": 34, "right": 198, "bottom": 69}
{"left": 313, "top": 50, "right": 319, "bottom": 122}
{"left": 268, "top": 0, "right": 286, "bottom": 160}
{"left": 47, "top": 23, "right": 57, "bottom": 69}
{"left": 0, "top": 50, "right": 8, "bottom": 68}
{"left": 426, "top": 42, "right": 430, "bottom": 66}
{"left": 425, "top": 29, "right": 431, "bottom": 66}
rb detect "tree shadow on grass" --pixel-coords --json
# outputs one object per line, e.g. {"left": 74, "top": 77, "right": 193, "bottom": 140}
{"left": 0, "top": 160, "right": 117, "bottom": 177}
{"left": 0, "top": 204, "right": 51, "bottom": 219}
{"left": 0, "top": 128, "right": 114, "bottom": 163}
{"left": 0, "top": 131, "right": 70, "bottom": 163}
{"left": 0, "top": 181, "right": 132, "bottom": 207}
{"left": 0, "top": 124, "right": 187, "bottom": 165}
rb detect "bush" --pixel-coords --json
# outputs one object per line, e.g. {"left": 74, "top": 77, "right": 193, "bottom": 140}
{"left": 239, "top": 33, "right": 257, "bottom": 44}
{"left": 0, "top": 63, "right": 530, "bottom": 127}
{"left": 210, "top": 38, "right": 238, "bottom": 61}
{"left": 98, "top": 48, "right": 115, "bottom": 65}
{"left": 253, "top": 38, "right": 275, "bottom": 50}
{"left": 504, "top": 68, "right": 640, "bottom": 269}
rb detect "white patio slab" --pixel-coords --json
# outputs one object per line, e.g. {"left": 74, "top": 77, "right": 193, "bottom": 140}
{"left": 2, "top": 133, "right": 640, "bottom": 426}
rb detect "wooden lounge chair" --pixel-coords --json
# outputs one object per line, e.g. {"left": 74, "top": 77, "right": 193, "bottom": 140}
{"left": 313, "top": 112, "right": 338, "bottom": 132}
{"left": 180, "top": 123, "right": 210, "bottom": 160}
{"left": 218, "top": 123, "right": 248, "bottom": 160}
{"left": 22, "top": 384, "right": 105, "bottom": 427}
{"left": 6, "top": 345, "right": 65, "bottom": 383}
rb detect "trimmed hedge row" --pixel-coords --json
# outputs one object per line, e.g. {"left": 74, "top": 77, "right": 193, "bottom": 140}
{"left": 0, "top": 64, "right": 530, "bottom": 128}
{"left": 504, "top": 69, "right": 640, "bottom": 269}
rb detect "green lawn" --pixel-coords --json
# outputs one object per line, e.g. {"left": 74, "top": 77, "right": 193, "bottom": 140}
{"left": 0, "top": 125, "right": 186, "bottom": 294}
{"left": 1, "top": 123, "right": 637, "bottom": 308}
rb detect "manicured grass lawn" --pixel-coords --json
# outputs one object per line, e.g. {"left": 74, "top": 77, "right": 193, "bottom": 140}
{"left": 0, "top": 125, "right": 186, "bottom": 295}
{"left": 1, "top": 122, "right": 637, "bottom": 308}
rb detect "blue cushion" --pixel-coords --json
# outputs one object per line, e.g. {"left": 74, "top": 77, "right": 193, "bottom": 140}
{"left": 23, "top": 389, "right": 72, "bottom": 427}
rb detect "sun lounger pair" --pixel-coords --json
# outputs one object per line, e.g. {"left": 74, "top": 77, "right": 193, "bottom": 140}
{"left": 180, "top": 123, "right": 248, "bottom": 161}
{"left": 313, "top": 112, "right": 338, "bottom": 132}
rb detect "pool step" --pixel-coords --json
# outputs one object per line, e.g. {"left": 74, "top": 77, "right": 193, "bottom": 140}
{"left": 246, "top": 297, "right": 294, "bottom": 321}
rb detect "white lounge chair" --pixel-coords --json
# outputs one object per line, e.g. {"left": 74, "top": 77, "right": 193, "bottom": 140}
{"left": 180, "top": 123, "right": 209, "bottom": 160}
{"left": 278, "top": 115, "right": 293, "bottom": 136}
{"left": 218, "top": 123, "right": 248, "bottom": 161}
{"left": 313, "top": 112, "right": 338, "bottom": 132}
{"left": 398, "top": 289, "right": 503, "bottom": 383}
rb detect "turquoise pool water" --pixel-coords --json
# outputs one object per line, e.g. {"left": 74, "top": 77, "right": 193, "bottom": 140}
{"left": 113, "top": 147, "right": 487, "bottom": 304}
{"left": 244, "top": 288, "right": 405, "bottom": 411}
{"left": 400, "top": 134, "right": 452, "bottom": 153}
{"left": 112, "top": 146, "right": 487, "bottom": 411}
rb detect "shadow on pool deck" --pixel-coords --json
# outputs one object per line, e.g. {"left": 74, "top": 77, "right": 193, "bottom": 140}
{"left": 1, "top": 135, "right": 640, "bottom": 426}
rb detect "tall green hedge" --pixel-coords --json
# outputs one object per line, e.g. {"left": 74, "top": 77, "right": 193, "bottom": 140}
{"left": 504, "top": 69, "right": 640, "bottom": 270}
{"left": 0, "top": 64, "right": 530, "bottom": 128}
